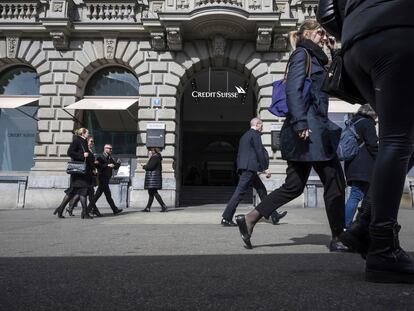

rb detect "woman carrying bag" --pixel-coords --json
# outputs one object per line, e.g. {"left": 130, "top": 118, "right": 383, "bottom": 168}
{"left": 235, "top": 19, "right": 348, "bottom": 252}
{"left": 53, "top": 128, "right": 94, "bottom": 219}
{"left": 141, "top": 148, "right": 167, "bottom": 213}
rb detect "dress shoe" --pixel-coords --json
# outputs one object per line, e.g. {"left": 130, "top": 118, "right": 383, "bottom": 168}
{"left": 270, "top": 210, "right": 287, "bottom": 225}
{"left": 81, "top": 212, "right": 93, "bottom": 219}
{"left": 235, "top": 215, "right": 253, "bottom": 249}
{"left": 113, "top": 208, "right": 123, "bottom": 215}
{"left": 329, "top": 237, "right": 350, "bottom": 252}
{"left": 142, "top": 207, "right": 151, "bottom": 212}
{"left": 92, "top": 210, "right": 103, "bottom": 217}
{"left": 221, "top": 218, "right": 237, "bottom": 227}
{"left": 160, "top": 205, "right": 168, "bottom": 213}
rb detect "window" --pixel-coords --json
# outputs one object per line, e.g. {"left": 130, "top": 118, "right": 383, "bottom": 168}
{"left": 0, "top": 66, "right": 39, "bottom": 171}
{"left": 84, "top": 67, "right": 139, "bottom": 156}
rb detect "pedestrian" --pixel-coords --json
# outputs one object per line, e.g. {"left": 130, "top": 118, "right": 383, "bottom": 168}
{"left": 92, "top": 144, "right": 123, "bottom": 215}
{"left": 234, "top": 20, "right": 348, "bottom": 252}
{"left": 319, "top": 0, "right": 414, "bottom": 283}
{"left": 67, "top": 136, "right": 102, "bottom": 217}
{"left": 53, "top": 128, "right": 94, "bottom": 219}
{"left": 344, "top": 104, "right": 378, "bottom": 227}
{"left": 141, "top": 148, "right": 167, "bottom": 212}
{"left": 221, "top": 118, "right": 287, "bottom": 226}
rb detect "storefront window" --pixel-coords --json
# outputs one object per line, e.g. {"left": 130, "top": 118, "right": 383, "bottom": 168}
{"left": 84, "top": 67, "right": 139, "bottom": 155}
{"left": 0, "top": 66, "right": 39, "bottom": 171}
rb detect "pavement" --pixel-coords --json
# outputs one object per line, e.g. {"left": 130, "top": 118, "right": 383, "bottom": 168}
{"left": 1, "top": 205, "right": 414, "bottom": 310}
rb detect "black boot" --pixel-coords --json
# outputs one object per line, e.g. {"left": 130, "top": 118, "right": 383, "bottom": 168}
{"left": 339, "top": 197, "right": 371, "bottom": 258}
{"left": 365, "top": 224, "right": 414, "bottom": 283}
{"left": 53, "top": 205, "right": 65, "bottom": 219}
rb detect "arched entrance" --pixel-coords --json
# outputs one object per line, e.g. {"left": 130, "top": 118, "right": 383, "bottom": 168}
{"left": 179, "top": 68, "right": 257, "bottom": 206}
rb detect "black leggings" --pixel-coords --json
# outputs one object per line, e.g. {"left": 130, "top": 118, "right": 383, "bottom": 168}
{"left": 344, "top": 28, "right": 414, "bottom": 228}
{"left": 146, "top": 189, "right": 165, "bottom": 209}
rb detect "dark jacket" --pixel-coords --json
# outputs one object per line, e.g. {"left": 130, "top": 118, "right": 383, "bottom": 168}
{"left": 341, "top": 0, "right": 414, "bottom": 50}
{"left": 344, "top": 113, "right": 378, "bottom": 185}
{"left": 144, "top": 153, "right": 162, "bottom": 190}
{"left": 67, "top": 136, "right": 95, "bottom": 188}
{"left": 96, "top": 153, "right": 121, "bottom": 182}
{"left": 236, "top": 128, "right": 269, "bottom": 172}
{"left": 280, "top": 43, "right": 342, "bottom": 162}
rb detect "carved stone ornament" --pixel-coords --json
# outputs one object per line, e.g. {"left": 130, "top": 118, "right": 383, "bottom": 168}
{"left": 177, "top": 0, "right": 189, "bottom": 9}
{"left": 104, "top": 37, "right": 118, "bottom": 59}
{"left": 50, "top": 31, "right": 69, "bottom": 50}
{"left": 167, "top": 27, "right": 182, "bottom": 51}
{"left": 151, "top": 32, "right": 166, "bottom": 50}
{"left": 211, "top": 35, "right": 226, "bottom": 57}
{"left": 152, "top": 1, "right": 164, "bottom": 13}
{"left": 256, "top": 27, "right": 272, "bottom": 51}
{"left": 273, "top": 35, "right": 288, "bottom": 52}
{"left": 6, "top": 36, "right": 20, "bottom": 58}
{"left": 52, "top": 1, "right": 64, "bottom": 12}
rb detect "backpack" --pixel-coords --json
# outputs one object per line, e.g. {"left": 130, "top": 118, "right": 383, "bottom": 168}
{"left": 268, "top": 48, "right": 312, "bottom": 117}
{"left": 337, "top": 118, "right": 365, "bottom": 161}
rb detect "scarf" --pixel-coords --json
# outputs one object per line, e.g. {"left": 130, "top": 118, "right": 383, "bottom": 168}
{"left": 296, "top": 39, "right": 329, "bottom": 66}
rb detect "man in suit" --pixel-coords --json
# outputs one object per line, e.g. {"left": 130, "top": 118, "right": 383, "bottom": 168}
{"left": 221, "top": 118, "right": 287, "bottom": 226}
{"left": 91, "top": 144, "right": 123, "bottom": 215}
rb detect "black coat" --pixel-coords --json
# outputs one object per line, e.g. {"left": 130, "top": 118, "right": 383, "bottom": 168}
{"left": 341, "top": 0, "right": 414, "bottom": 50}
{"left": 144, "top": 153, "right": 162, "bottom": 190}
{"left": 280, "top": 45, "right": 341, "bottom": 162}
{"left": 67, "top": 136, "right": 95, "bottom": 188}
{"left": 344, "top": 113, "right": 378, "bottom": 185}
{"left": 236, "top": 128, "right": 269, "bottom": 172}
{"left": 96, "top": 153, "right": 121, "bottom": 182}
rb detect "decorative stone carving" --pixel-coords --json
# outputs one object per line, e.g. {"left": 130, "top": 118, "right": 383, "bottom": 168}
{"left": 52, "top": 1, "right": 64, "bottom": 12}
{"left": 6, "top": 36, "right": 20, "bottom": 58}
{"left": 177, "top": 0, "right": 190, "bottom": 9}
{"left": 211, "top": 35, "right": 226, "bottom": 57}
{"left": 256, "top": 27, "right": 272, "bottom": 51}
{"left": 152, "top": 1, "right": 164, "bottom": 13}
{"left": 151, "top": 32, "right": 166, "bottom": 50}
{"left": 273, "top": 34, "right": 288, "bottom": 52}
{"left": 50, "top": 31, "right": 69, "bottom": 49}
{"left": 104, "top": 37, "right": 118, "bottom": 59}
{"left": 248, "top": 0, "right": 261, "bottom": 10}
{"left": 167, "top": 27, "right": 182, "bottom": 51}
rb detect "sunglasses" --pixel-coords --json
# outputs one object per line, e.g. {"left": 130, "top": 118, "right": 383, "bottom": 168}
{"left": 316, "top": 29, "right": 326, "bottom": 37}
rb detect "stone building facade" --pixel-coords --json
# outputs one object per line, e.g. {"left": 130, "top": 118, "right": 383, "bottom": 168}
{"left": 3, "top": 0, "right": 408, "bottom": 210}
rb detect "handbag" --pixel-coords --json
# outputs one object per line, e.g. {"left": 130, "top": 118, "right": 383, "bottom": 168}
{"left": 66, "top": 142, "right": 87, "bottom": 175}
{"left": 321, "top": 50, "right": 366, "bottom": 104}
{"left": 268, "top": 48, "right": 312, "bottom": 117}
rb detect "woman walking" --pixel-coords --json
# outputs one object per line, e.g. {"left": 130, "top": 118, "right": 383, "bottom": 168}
{"left": 53, "top": 128, "right": 94, "bottom": 219}
{"left": 344, "top": 105, "right": 378, "bottom": 228}
{"left": 142, "top": 148, "right": 167, "bottom": 212}
{"left": 235, "top": 19, "right": 348, "bottom": 252}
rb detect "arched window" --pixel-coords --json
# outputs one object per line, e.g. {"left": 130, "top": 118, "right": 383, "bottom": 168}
{"left": 0, "top": 66, "right": 39, "bottom": 171}
{"left": 83, "top": 67, "right": 139, "bottom": 156}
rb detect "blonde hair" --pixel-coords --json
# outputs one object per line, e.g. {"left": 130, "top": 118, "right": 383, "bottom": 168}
{"left": 289, "top": 19, "right": 321, "bottom": 49}
{"left": 75, "top": 128, "right": 88, "bottom": 136}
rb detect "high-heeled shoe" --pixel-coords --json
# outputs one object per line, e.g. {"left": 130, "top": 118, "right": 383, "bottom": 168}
{"left": 53, "top": 207, "right": 65, "bottom": 219}
{"left": 66, "top": 206, "right": 75, "bottom": 216}
{"left": 235, "top": 215, "right": 252, "bottom": 249}
{"left": 142, "top": 207, "right": 151, "bottom": 212}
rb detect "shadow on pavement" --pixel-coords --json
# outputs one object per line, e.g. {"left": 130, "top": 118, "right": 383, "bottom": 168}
{"left": 253, "top": 234, "right": 331, "bottom": 249}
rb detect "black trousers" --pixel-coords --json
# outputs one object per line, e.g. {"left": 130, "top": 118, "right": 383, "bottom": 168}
{"left": 94, "top": 180, "right": 117, "bottom": 212}
{"left": 222, "top": 170, "right": 268, "bottom": 221}
{"left": 146, "top": 189, "right": 165, "bottom": 209}
{"left": 255, "top": 159, "right": 346, "bottom": 237}
{"left": 344, "top": 28, "right": 414, "bottom": 228}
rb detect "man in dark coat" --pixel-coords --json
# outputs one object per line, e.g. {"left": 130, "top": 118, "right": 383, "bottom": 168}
{"left": 221, "top": 118, "right": 287, "bottom": 226}
{"left": 91, "top": 144, "right": 123, "bottom": 215}
{"left": 344, "top": 105, "right": 378, "bottom": 227}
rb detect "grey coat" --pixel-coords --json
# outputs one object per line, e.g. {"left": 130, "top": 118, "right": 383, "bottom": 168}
{"left": 280, "top": 48, "right": 341, "bottom": 162}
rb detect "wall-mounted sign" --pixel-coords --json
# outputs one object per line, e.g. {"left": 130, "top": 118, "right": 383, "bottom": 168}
{"left": 152, "top": 98, "right": 161, "bottom": 107}
{"left": 191, "top": 85, "right": 246, "bottom": 99}
{"left": 146, "top": 123, "right": 166, "bottom": 148}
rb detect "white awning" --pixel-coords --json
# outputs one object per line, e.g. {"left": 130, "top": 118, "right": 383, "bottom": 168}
{"left": 329, "top": 100, "right": 361, "bottom": 113}
{"left": 0, "top": 96, "right": 39, "bottom": 109}
{"left": 64, "top": 98, "right": 138, "bottom": 110}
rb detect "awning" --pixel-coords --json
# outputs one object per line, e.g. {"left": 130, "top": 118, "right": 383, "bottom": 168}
{"left": 0, "top": 96, "right": 39, "bottom": 109}
{"left": 64, "top": 98, "right": 138, "bottom": 110}
{"left": 329, "top": 100, "right": 361, "bottom": 113}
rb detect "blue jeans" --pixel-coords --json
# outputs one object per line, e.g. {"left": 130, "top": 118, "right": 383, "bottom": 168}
{"left": 345, "top": 181, "right": 369, "bottom": 228}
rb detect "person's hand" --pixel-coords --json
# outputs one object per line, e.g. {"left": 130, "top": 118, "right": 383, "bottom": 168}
{"left": 94, "top": 160, "right": 99, "bottom": 165}
{"left": 83, "top": 152, "right": 89, "bottom": 158}
{"left": 108, "top": 163, "right": 115, "bottom": 168}
{"left": 327, "top": 36, "right": 336, "bottom": 50}
{"left": 298, "top": 129, "right": 312, "bottom": 140}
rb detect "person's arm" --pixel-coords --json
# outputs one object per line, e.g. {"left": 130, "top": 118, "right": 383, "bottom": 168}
{"left": 285, "top": 49, "right": 309, "bottom": 133}
{"left": 143, "top": 155, "right": 159, "bottom": 171}
{"left": 251, "top": 133, "right": 268, "bottom": 172}
{"left": 67, "top": 140, "right": 84, "bottom": 161}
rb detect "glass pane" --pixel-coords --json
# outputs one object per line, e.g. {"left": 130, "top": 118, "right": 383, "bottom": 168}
{"left": 85, "top": 67, "right": 139, "bottom": 96}
{"left": 0, "top": 66, "right": 40, "bottom": 95}
{"left": 0, "top": 106, "right": 38, "bottom": 170}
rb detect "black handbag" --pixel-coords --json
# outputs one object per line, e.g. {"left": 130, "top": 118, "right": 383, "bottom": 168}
{"left": 66, "top": 142, "right": 87, "bottom": 175}
{"left": 322, "top": 51, "right": 366, "bottom": 104}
